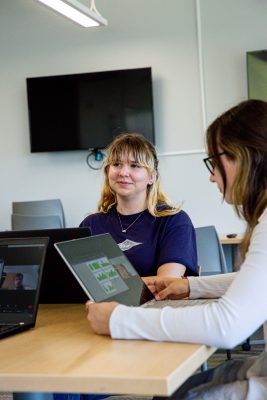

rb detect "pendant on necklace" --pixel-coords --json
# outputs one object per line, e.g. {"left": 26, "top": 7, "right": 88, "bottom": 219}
{"left": 117, "top": 210, "right": 144, "bottom": 235}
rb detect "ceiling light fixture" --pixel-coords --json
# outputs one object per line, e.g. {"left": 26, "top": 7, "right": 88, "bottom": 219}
{"left": 36, "top": 0, "right": 108, "bottom": 27}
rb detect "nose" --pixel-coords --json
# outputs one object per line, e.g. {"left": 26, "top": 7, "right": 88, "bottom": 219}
{"left": 119, "top": 164, "right": 130, "bottom": 176}
{"left": 209, "top": 173, "right": 215, "bottom": 183}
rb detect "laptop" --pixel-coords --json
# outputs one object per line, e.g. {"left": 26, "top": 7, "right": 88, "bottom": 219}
{"left": 0, "top": 237, "right": 48, "bottom": 340}
{"left": 54, "top": 233, "right": 154, "bottom": 306}
{"left": 0, "top": 228, "right": 91, "bottom": 303}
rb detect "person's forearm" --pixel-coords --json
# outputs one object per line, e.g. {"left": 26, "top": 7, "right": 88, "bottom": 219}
{"left": 188, "top": 273, "right": 237, "bottom": 299}
{"left": 157, "top": 263, "right": 186, "bottom": 277}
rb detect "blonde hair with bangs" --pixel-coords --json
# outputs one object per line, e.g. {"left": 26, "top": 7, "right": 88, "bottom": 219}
{"left": 97, "top": 133, "right": 180, "bottom": 217}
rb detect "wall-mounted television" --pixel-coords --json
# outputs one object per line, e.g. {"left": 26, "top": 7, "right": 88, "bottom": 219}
{"left": 26, "top": 67, "right": 155, "bottom": 153}
{"left": 247, "top": 50, "right": 267, "bottom": 101}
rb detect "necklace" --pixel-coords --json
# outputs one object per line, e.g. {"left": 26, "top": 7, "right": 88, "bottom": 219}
{"left": 117, "top": 210, "right": 144, "bottom": 233}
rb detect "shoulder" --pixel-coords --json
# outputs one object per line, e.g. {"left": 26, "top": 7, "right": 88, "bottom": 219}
{"left": 171, "top": 209, "right": 193, "bottom": 224}
{"left": 166, "top": 211, "right": 195, "bottom": 232}
{"left": 156, "top": 205, "right": 193, "bottom": 225}
{"left": 80, "top": 210, "right": 112, "bottom": 226}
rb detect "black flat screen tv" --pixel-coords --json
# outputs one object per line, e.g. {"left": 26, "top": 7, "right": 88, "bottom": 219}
{"left": 247, "top": 50, "right": 267, "bottom": 101}
{"left": 26, "top": 67, "right": 155, "bottom": 153}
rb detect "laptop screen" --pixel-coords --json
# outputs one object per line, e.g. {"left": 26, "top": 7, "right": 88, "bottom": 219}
{"left": 0, "top": 228, "right": 91, "bottom": 303}
{"left": 55, "top": 234, "right": 154, "bottom": 306}
{"left": 0, "top": 238, "right": 48, "bottom": 322}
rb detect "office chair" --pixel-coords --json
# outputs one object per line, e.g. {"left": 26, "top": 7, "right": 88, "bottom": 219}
{"left": 11, "top": 214, "right": 62, "bottom": 231}
{"left": 12, "top": 199, "right": 65, "bottom": 228}
{"left": 195, "top": 225, "right": 228, "bottom": 275}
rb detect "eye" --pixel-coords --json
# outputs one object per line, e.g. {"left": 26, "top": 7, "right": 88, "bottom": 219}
{"left": 130, "top": 162, "right": 141, "bottom": 168}
{"left": 210, "top": 159, "right": 216, "bottom": 168}
{"left": 112, "top": 162, "right": 120, "bottom": 167}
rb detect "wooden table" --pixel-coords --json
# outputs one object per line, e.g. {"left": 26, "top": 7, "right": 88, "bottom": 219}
{"left": 0, "top": 304, "right": 215, "bottom": 396}
{"left": 220, "top": 234, "right": 243, "bottom": 245}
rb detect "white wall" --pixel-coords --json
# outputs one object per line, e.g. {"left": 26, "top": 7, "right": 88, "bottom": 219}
{"left": 1, "top": 0, "right": 267, "bottom": 233}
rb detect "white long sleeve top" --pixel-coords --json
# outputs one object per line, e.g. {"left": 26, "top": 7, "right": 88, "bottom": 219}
{"left": 110, "top": 208, "right": 267, "bottom": 350}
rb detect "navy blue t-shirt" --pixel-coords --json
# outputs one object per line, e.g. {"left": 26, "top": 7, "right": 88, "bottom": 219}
{"left": 80, "top": 206, "right": 198, "bottom": 277}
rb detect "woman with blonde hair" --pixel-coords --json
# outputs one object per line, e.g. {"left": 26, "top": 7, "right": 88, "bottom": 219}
{"left": 80, "top": 133, "right": 198, "bottom": 278}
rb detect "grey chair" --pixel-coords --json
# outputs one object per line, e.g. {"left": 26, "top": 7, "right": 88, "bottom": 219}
{"left": 12, "top": 199, "right": 65, "bottom": 228}
{"left": 11, "top": 214, "right": 62, "bottom": 231}
{"left": 195, "top": 225, "right": 228, "bottom": 275}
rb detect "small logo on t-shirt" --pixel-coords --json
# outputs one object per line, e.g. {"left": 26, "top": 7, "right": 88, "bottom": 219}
{"left": 118, "top": 239, "right": 142, "bottom": 252}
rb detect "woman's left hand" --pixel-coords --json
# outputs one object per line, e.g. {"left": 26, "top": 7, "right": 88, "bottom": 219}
{"left": 85, "top": 301, "right": 119, "bottom": 335}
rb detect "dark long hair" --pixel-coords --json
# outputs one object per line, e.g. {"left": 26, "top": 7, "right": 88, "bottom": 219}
{"left": 207, "top": 99, "right": 267, "bottom": 257}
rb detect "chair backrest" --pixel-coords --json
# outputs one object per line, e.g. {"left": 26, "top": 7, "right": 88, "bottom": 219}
{"left": 11, "top": 214, "right": 62, "bottom": 231}
{"left": 12, "top": 199, "right": 65, "bottom": 228}
{"left": 195, "top": 225, "right": 227, "bottom": 275}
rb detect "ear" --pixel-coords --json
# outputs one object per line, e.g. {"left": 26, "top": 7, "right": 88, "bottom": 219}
{"left": 148, "top": 170, "right": 157, "bottom": 185}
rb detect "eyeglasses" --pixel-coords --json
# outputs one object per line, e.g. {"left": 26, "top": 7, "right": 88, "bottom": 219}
{"left": 203, "top": 152, "right": 226, "bottom": 175}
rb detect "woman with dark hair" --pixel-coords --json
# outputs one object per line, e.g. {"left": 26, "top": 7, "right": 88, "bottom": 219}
{"left": 86, "top": 100, "right": 267, "bottom": 398}
{"left": 80, "top": 132, "right": 198, "bottom": 278}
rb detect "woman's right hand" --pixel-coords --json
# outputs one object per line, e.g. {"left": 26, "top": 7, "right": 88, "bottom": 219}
{"left": 144, "top": 276, "right": 190, "bottom": 300}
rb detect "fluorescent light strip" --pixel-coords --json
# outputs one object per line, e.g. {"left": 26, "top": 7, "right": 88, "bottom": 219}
{"left": 37, "top": 0, "right": 107, "bottom": 27}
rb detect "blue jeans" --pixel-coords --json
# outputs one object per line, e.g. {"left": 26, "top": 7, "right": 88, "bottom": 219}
{"left": 54, "top": 395, "right": 109, "bottom": 400}
{"left": 153, "top": 367, "right": 216, "bottom": 400}
{"left": 13, "top": 394, "right": 53, "bottom": 400}
{"left": 14, "top": 394, "right": 108, "bottom": 400}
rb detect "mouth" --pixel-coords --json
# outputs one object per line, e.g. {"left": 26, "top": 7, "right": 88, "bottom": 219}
{"left": 117, "top": 181, "right": 132, "bottom": 185}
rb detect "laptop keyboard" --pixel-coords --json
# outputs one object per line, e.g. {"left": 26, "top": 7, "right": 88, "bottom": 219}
{"left": 0, "top": 305, "right": 27, "bottom": 313}
{"left": 0, "top": 324, "right": 21, "bottom": 334}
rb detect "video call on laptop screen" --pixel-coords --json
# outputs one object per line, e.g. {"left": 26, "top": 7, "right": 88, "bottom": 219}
{"left": 0, "top": 242, "right": 45, "bottom": 314}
